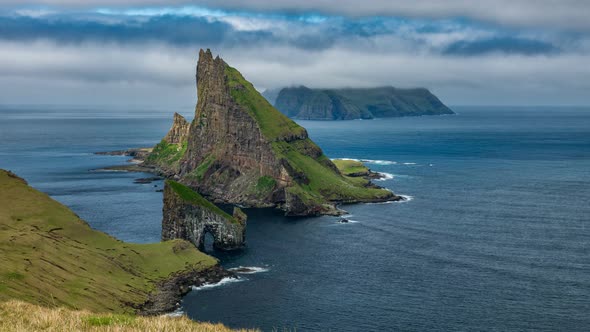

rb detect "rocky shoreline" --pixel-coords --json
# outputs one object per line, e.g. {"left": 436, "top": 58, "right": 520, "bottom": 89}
{"left": 94, "top": 148, "right": 159, "bottom": 173}
{"left": 94, "top": 148, "right": 403, "bottom": 212}
{"left": 135, "top": 265, "right": 235, "bottom": 316}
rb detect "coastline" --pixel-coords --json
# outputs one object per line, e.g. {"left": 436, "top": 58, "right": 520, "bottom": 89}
{"left": 94, "top": 149, "right": 404, "bottom": 214}
{"left": 136, "top": 265, "right": 235, "bottom": 315}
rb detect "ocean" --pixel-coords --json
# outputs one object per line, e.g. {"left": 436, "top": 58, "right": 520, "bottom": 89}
{"left": 1, "top": 105, "right": 589, "bottom": 331}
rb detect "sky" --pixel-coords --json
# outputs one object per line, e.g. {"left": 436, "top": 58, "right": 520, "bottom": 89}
{"left": 0, "top": 0, "right": 589, "bottom": 107}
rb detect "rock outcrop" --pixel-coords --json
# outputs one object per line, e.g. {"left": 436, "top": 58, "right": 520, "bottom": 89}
{"left": 148, "top": 49, "right": 400, "bottom": 216}
{"left": 164, "top": 112, "right": 190, "bottom": 144}
{"left": 145, "top": 113, "right": 190, "bottom": 176}
{"left": 273, "top": 86, "right": 454, "bottom": 120}
{"left": 162, "top": 180, "right": 246, "bottom": 250}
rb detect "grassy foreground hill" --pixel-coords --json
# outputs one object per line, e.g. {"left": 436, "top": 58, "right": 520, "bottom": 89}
{"left": 0, "top": 169, "right": 220, "bottom": 315}
{"left": 0, "top": 300, "right": 255, "bottom": 332}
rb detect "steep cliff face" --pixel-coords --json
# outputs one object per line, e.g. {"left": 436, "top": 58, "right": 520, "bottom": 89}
{"left": 145, "top": 113, "right": 190, "bottom": 176}
{"left": 162, "top": 180, "right": 246, "bottom": 250}
{"left": 150, "top": 49, "right": 399, "bottom": 216}
{"left": 274, "top": 86, "right": 454, "bottom": 120}
{"left": 179, "top": 50, "right": 293, "bottom": 207}
{"left": 273, "top": 86, "right": 369, "bottom": 120}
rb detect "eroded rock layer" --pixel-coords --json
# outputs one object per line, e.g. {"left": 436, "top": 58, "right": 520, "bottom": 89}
{"left": 162, "top": 180, "right": 246, "bottom": 250}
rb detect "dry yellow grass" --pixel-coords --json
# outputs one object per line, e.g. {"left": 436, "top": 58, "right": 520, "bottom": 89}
{"left": 0, "top": 300, "right": 258, "bottom": 332}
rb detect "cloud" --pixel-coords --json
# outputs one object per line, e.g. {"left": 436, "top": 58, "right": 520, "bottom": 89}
{"left": 0, "top": 14, "right": 272, "bottom": 47}
{"left": 0, "top": 3, "right": 588, "bottom": 106}
{"left": 0, "top": 39, "right": 588, "bottom": 106}
{"left": 0, "top": 13, "right": 572, "bottom": 56}
{"left": 443, "top": 37, "right": 560, "bottom": 56}
{"left": 1, "top": 1, "right": 590, "bottom": 31}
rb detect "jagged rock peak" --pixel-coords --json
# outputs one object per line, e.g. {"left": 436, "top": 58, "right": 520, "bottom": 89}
{"left": 195, "top": 49, "right": 228, "bottom": 108}
{"left": 150, "top": 49, "right": 399, "bottom": 216}
{"left": 163, "top": 112, "right": 190, "bottom": 145}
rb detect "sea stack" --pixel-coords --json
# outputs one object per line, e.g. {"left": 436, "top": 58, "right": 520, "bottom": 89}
{"left": 147, "top": 49, "right": 400, "bottom": 216}
{"left": 162, "top": 180, "right": 246, "bottom": 250}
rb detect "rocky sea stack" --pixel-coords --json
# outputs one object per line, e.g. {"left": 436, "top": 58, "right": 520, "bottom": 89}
{"left": 162, "top": 180, "right": 246, "bottom": 251}
{"left": 146, "top": 49, "right": 401, "bottom": 216}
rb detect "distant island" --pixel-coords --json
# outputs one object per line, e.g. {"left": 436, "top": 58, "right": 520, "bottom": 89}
{"left": 264, "top": 86, "right": 454, "bottom": 120}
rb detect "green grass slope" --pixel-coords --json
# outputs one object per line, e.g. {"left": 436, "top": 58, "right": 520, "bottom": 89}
{"left": 0, "top": 170, "right": 217, "bottom": 314}
{"left": 226, "top": 66, "right": 307, "bottom": 141}
{"left": 145, "top": 140, "right": 187, "bottom": 173}
{"left": 225, "top": 66, "right": 394, "bottom": 208}
{"left": 332, "top": 159, "right": 371, "bottom": 176}
{"left": 167, "top": 180, "right": 239, "bottom": 224}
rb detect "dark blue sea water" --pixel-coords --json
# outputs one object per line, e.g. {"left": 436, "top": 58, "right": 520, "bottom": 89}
{"left": 1, "top": 105, "right": 589, "bottom": 331}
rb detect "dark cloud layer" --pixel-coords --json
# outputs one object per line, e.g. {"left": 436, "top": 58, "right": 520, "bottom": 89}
{"left": 0, "top": 15, "right": 268, "bottom": 46}
{"left": 444, "top": 37, "right": 560, "bottom": 56}
{"left": 0, "top": 14, "right": 568, "bottom": 56}
{"left": 2, "top": 0, "right": 590, "bottom": 31}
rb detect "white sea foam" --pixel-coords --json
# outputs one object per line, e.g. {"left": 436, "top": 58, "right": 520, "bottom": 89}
{"left": 337, "top": 219, "right": 359, "bottom": 224}
{"left": 399, "top": 195, "right": 414, "bottom": 202}
{"left": 228, "top": 266, "right": 270, "bottom": 274}
{"left": 364, "top": 194, "right": 414, "bottom": 205}
{"left": 361, "top": 159, "right": 397, "bottom": 165}
{"left": 374, "top": 172, "right": 395, "bottom": 181}
{"left": 165, "top": 308, "right": 185, "bottom": 317}
{"left": 90, "top": 169, "right": 128, "bottom": 173}
{"left": 330, "top": 158, "right": 398, "bottom": 165}
{"left": 191, "top": 277, "right": 242, "bottom": 291}
{"left": 365, "top": 201, "right": 394, "bottom": 205}
{"left": 402, "top": 162, "right": 417, "bottom": 165}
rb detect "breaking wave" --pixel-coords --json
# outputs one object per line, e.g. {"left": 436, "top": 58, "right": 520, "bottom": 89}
{"left": 399, "top": 195, "right": 414, "bottom": 202}
{"left": 191, "top": 277, "right": 243, "bottom": 291}
{"left": 166, "top": 308, "right": 185, "bottom": 317}
{"left": 331, "top": 158, "right": 398, "bottom": 165}
{"left": 228, "top": 266, "right": 270, "bottom": 274}
{"left": 374, "top": 172, "right": 394, "bottom": 181}
{"left": 361, "top": 159, "right": 397, "bottom": 165}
